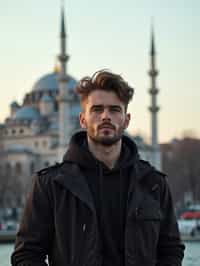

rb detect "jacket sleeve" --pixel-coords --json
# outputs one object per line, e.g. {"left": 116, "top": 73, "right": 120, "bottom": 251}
{"left": 156, "top": 177, "right": 185, "bottom": 266}
{"left": 11, "top": 173, "right": 54, "bottom": 266}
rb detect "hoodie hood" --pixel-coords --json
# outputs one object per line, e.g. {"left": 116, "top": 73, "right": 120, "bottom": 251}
{"left": 63, "top": 131, "right": 139, "bottom": 171}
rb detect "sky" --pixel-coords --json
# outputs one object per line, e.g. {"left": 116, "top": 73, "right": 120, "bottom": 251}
{"left": 0, "top": 0, "right": 200, "bottom": 143}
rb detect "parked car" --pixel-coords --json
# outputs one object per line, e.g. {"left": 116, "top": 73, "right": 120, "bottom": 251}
{"left": 178, "top": 210, "right": 200, "bottom": 237}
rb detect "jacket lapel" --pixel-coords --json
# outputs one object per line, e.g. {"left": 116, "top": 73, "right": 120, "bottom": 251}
{"left": 53, "top": 163, "right": 96, "bottom": 213}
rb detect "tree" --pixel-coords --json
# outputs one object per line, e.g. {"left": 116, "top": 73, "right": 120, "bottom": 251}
{"left": 0, "top": 166, "right": 23, "bottom": 209}
{"left": 161, "top": 137, "right": 200, "bottom": 205}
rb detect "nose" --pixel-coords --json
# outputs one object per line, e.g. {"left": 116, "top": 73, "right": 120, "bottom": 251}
{"left": 101, "top": 108, "right": 111, "bottom": 121}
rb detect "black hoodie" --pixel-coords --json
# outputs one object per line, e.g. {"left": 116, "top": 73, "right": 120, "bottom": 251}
{"left": 63, "top": 131, "right": 139, "bottom": 266}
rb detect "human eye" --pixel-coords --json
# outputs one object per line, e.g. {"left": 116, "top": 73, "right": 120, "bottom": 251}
{"left": 110, "top": 106, "right": 122, "bottom": 112}
{"left": 91, "top": 106, "right": 103, "bottom": 113}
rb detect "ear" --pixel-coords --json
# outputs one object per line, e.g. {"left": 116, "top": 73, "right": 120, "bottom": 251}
{"left": 124, "top": 113, "right": 131, "bottom": 129}
{"left": 79, "top": 112, "right": 86, "bottom": 129}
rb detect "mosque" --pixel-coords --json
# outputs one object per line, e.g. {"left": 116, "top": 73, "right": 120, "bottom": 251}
{"left": 0, "top": 8, "right": 161, "bottom": 193}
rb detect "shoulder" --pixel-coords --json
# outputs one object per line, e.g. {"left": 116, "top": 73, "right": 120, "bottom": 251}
{"left": 35, "top": 162, "right": 65, "bottom": 184}
{"left": 137, "top": 160, "right": 172, "bottom": 203}
{"left": 138, "top": 159, "right": 167, "bottom": 190}
{"left": 139, "top": 159, "right": 166, "bottom": 178}
{"left": 36, "top": 161, "right": 82, "bottom": 183}
{"left": 37, "top": 162, "right": 63, "bottom": 176}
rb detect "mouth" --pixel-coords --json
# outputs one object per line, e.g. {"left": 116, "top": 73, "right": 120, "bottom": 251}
{"left": 98, "top": 124, "right": 115, "bottom": 130}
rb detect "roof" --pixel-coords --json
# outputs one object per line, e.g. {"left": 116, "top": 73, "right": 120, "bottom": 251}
{"left": 32, "top": 72, "right": 77, "bottom": 92}
{"left": 41, "top": 94, "right": 53, "bottom": 102}
{"left": 14, "top": 106, "right": 41, "bottom": 121}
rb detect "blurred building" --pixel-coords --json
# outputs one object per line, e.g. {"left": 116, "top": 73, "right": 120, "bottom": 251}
{"left": 161, "top": 138, "right": 200, "bottom": 205}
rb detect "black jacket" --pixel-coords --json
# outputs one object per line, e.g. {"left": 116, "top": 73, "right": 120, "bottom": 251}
{"left": 11, "top": 132, "right": 184, "bottom": 266}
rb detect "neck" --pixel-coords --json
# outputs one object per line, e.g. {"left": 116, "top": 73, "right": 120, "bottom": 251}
{"left": 87, "top": 136, "right": 122, "bottom": 169}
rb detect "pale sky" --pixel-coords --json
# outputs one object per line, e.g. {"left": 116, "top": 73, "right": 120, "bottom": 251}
{"left": 0, "top": 0, "right": 200, "bottom": 143}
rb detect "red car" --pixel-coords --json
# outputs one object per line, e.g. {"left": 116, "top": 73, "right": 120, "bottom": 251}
{"left": 180, "top": 211, "right": 200, "bottom": 219}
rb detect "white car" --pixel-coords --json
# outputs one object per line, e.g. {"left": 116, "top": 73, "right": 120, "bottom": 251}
{"left": 178, "top": 219, "right": 200, "bottom": 236}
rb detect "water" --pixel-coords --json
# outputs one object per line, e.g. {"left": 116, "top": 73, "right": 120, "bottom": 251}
{"left": 0, "top": 242, "right": 199, "bottom": 266}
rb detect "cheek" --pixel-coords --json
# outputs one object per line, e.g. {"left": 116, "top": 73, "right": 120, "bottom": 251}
{"left": 85, "top": 116, "right": 98, "bottom": 129}
{"left": 115, "top": 116, "right": 126, "bottom": 126}
{"left": 89, "top": 114, "right": 101, "bottom": 125}
{"left": 119, "top": 119, "right": 128, "bottom": 131}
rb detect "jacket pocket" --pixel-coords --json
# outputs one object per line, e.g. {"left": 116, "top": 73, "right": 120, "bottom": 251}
{"left": 136, "top": 206, "right": 162, "bottom": 221}
{"left": 136, "top": 196, "right": 163, "bottom": 221}
{"left": 126, "top": 198, "right": 162, "bottom": 263}
{"left": 137, "top": 200, "right": 162, "bottom": 261}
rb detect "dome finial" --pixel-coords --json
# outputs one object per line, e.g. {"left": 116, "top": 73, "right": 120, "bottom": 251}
{"left": 54, "top": 61, "right": 60, "bottom": 73}
{"left": 61, "top": 0, "right": 66, "bottom": 38}
{"left": 150, "top": 18, "right": 156, "bottom": 56}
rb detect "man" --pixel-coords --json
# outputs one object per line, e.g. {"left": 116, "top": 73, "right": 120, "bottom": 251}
{"left": 11, "top": 70, "right": 185, "bottom": 266}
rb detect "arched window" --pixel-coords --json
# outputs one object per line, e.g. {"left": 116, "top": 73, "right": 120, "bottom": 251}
{"left": 30, "top": 162, "right": 35, "bottom": 174}
{"left": 19, "top": 128, "right": 24, "bottom": 134}
{"left": 15, "top": 162, "right": 22, "bottom": 175}
{"left": 44, "top": 161, "right": 49, "bottom": 167}
{"left": 5, "top": 162, "right": 12, "bottom": 176}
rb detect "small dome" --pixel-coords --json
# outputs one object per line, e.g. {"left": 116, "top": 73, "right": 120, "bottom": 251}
{"left": 10, "top": 101, "right": 19, "bottom": 108}
{"left": 32, "top": 72, "right": 77, "bottom": 92}
{"left": 14, "top": 106, "right": 41, "bottom": 121}
{"left": 41, "top": 94, "right": 53, "bottom": 102}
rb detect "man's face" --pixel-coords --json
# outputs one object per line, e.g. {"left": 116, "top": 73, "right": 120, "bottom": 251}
{"left": 79, "top": 90, "right": 131, "bottom": 146}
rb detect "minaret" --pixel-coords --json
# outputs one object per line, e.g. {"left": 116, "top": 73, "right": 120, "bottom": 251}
{"left": 57, "top": 5, "right": 72, "bottom": 161}
{"left": 148, "top": 27, "right": 161, "bottom": 170}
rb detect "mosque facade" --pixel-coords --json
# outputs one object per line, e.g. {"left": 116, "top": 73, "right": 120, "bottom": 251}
{"left": 0, "top": 9, "right": 161, "bottom": 197}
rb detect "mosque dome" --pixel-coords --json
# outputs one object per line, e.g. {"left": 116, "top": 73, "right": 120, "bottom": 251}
{"left": 41, "top": 94, "right": 53, "bottom": 102}
{"left": 32, "top": 72, "right": 77, "bottom": 92}
{"left": 14, "top": 106, "right": 41, "bottom": 121}
{"left": 10, "top": 101, "right": 20, "bottom": 108}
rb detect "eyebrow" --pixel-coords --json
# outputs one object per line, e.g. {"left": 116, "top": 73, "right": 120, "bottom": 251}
{"left": 90, "top": 105, "right": 122, "bottom": 110}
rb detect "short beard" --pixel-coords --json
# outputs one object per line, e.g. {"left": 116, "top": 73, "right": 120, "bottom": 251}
{"left": 89, "top": 134, "right": 122, "bottom": 146}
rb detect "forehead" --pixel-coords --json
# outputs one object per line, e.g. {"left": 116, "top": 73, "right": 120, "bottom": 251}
{"left": 86, "top": 90, "right": 123, "bottom": 107}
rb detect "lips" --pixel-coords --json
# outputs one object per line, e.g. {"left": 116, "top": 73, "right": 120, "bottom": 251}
{"left": 98, "top": 124, "right": 115, "bottom": 130}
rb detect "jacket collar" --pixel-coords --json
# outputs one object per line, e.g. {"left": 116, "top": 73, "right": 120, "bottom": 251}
{"left": 53, "top": 159, "right": 154, "bottom": 214}
{"left": 53, "top": 162, "right": 96, "bottom": 213}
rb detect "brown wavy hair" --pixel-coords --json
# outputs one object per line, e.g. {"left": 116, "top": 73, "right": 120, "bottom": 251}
{"left": 75, "top": 70, "right": 134, "bottom": 112}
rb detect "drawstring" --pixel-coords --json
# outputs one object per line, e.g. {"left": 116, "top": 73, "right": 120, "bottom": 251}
{"left": 119, "top": 168, "right": 124, "bottom": 252}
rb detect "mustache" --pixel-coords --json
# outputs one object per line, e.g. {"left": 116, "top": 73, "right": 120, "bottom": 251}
{"left": 98, "top": 123, "right": 115, "bottom": 130}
